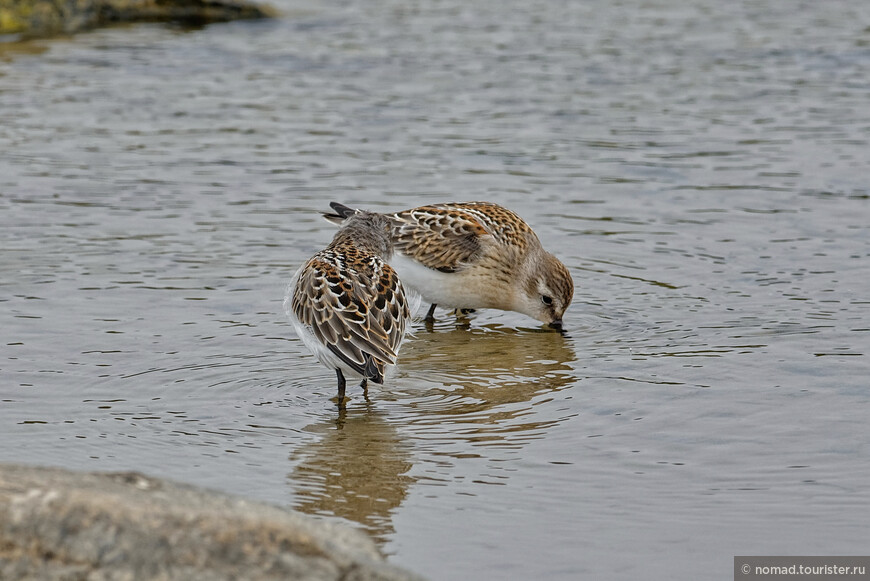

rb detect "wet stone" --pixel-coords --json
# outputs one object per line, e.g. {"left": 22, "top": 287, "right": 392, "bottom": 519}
{"left": 0, "top": 0, "right": 274, "bottom": 39}
{"left": 0, "top": 463, "right": 426, "bottom": 581}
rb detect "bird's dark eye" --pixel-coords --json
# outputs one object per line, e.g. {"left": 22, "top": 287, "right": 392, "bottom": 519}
{"left": 541, "top": 295, "right": 553, "bottom": 306}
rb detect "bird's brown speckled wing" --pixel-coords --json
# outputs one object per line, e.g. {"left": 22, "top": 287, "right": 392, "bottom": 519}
{"left": 390, "top": 202, "right": 534, "bottom": 272}
{"left": 291, "top": 247, "right": 409, "bottom": 382}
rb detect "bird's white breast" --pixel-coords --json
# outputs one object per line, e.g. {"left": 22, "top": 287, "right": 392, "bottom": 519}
{"left": 389, "top": 252, "right": 496, "bottom": 310}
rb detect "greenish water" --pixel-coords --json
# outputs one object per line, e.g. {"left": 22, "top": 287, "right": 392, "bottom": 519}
{"left": 2, "top": 1, "right": 869, "bottom": 579}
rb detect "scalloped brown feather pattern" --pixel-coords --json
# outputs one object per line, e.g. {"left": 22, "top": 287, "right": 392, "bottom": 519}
{"left": 291, "top": 243, "right": 409, "bottom": 383}
{"left": 390, "top": 202, "right": 536, "bottom": 272}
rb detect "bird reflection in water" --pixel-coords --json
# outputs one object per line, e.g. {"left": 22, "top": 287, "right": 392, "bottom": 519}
{"left": 395, "top": 322, "right": 578, "bottom": 442}
{"left": 288, "top": 323, "right": 578, "bottom": 544}
{"left": 288, "top": 405, "right": 415, "bottom": 546}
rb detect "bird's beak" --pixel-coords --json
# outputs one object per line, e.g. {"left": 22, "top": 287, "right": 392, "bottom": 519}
{"left": 548, "top": 319, "right": 563, "bottom": 331}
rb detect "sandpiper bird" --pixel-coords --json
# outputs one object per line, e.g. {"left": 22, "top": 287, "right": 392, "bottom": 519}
{"left": 324, "top": 201, "right": 573, "bottom": 329}
{"left": 284, "top": 210, "right": 412, "bottom": 406}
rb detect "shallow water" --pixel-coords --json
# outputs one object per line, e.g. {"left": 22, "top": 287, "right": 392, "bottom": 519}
{"left": 2, "top": 0, "right": 869, "bottom": 579}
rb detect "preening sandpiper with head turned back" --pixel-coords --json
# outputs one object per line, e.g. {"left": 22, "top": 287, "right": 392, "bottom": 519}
{"left": 284, "top": 210, "right": 413, "bottom": 406}
{"left": 324, "top": 201, "right": 574, "bottom": 329}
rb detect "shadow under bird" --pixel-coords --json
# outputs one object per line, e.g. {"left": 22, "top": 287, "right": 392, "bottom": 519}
{"left": 284, "top": 211, "right": 413, "bottom": 406}
{"left": 325, "top": 201, "right": 574, "bottom": 329}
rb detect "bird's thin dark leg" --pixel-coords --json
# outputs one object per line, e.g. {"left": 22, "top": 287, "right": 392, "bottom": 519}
{"left": 424, "top": 303, "right": 437, "bottom": 322}
{"left": 336, "top": 368, "right": 346, "bottom": 407}
{"left": 360, "top": 378, "right": 368, "bottom": 392}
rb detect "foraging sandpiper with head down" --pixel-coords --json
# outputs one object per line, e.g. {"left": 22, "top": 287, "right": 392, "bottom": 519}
{"left": 284, "top": 210, "right": 413, "bottom": 406}
{"left": 324, "top": 201, "right": 574, "bottom": 329}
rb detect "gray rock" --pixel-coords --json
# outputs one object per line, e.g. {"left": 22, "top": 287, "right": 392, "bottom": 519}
{"left": 0, "top": 0, "right": 275, "bottom": 39}
{"left": 0, "top": 463, "right": 426, "bottom": 581}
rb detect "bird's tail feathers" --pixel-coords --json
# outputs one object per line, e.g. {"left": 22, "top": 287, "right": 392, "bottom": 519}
{"left": 323, "top": 202, "right": 358, "bottom": 225}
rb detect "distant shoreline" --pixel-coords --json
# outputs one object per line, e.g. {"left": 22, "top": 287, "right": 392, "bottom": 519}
{"left": 0, "top": 0, "right": 276, "bottom": 40}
